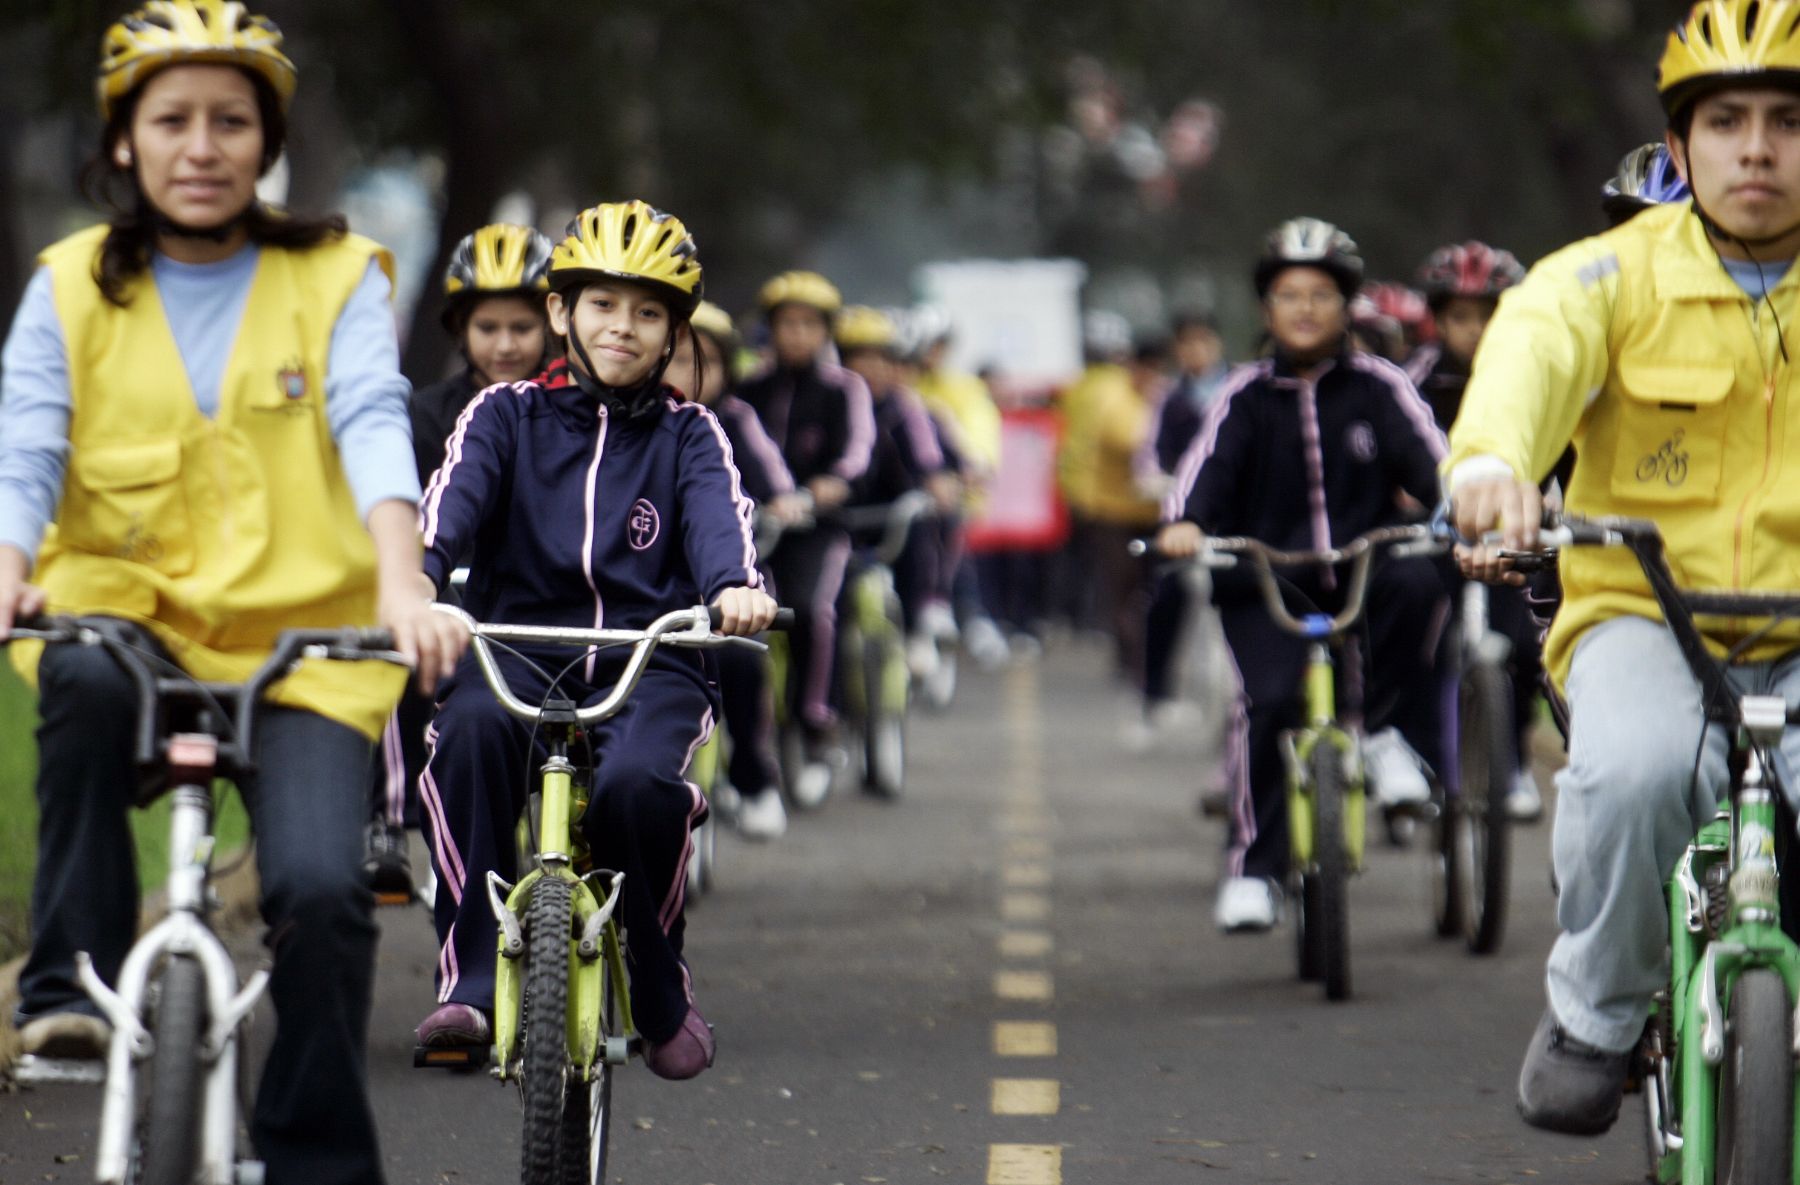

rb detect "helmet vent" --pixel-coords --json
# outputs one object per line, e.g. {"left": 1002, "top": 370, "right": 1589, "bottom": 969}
{"left": 1788, "top": 8, "right": 1800, "bottom": 38}
{"left": 1701, "top": 11, "right": 1714, "bottom": 44}
{"left": 1747, "top": 1, "right": 1762, "bottom": 38}
{"left": 621, "top": 213, "right": 638, "bottom": 249}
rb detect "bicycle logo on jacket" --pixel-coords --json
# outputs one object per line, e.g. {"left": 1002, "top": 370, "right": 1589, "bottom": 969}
{"left": 1634, "top": 429, "right": 1689, "bottom": 488}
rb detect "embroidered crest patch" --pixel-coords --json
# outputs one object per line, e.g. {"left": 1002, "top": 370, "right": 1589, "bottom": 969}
{"left": 628, "top": 499, "right": 661, "bottom": 550}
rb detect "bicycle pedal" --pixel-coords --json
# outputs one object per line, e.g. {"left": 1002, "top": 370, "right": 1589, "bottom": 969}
{"left": 413, "top": 1043, "right": 491, "bottom": 1070}
{"left": 12, "top": 1054, "right": 106, "bottom": 1085}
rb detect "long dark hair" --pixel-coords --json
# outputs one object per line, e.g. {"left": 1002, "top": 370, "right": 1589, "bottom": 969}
{"left": 79, "top": 68, "right": 346, "bottom": 307}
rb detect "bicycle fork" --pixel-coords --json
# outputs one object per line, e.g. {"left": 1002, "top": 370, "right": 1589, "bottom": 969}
{"left": 80, "top": 776, "right": 269, "bottom": 1185}
{"left": 1281, "top": 639, "right": 1367, "bottom": 871}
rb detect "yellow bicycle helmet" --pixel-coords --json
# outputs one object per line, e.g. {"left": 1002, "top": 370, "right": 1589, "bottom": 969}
{"left": 97, "top": 0, "right": 296, "bottom": 120}
{"left": 548, "top": 200, "right": 703, "bottom": 316}
{"left": 758, "top": 270, "right": 842, "bottom": 317}
{"left": 689, "top": 300, "right": 739, "bottom": 349}
{"left": 835, "top": 305, "right": 897, "bottom": 352}
{"left": 1659, "top": 0, "right": 1800, "bottom": 118}
{"left": 440, "top": 223, "right": 553, "bottom": 332}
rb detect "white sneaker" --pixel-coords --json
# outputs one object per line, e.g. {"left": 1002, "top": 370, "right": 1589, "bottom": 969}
{"left": 918, "top": 601, "right": 959, "bottom": 642}
{"left": 1120, "top": 715, "right": 1156, "bottom": 754}
{"left": 1362, "top": 727, "right": 1431, "bottom": 808}
{"left": 965, "top": 616, "right": 1010, "bottom": 671}
{"left": 1214, "top": 877, "right": 1279, "bottom": 932}
{"left": 1506, "top": 768, "right": 1545, "bottom": 822}
{"left": 791, "top": 759, "right": 833, "bottom": 809}
{"left": 906, "top": 633, "right": 941, "bottom": 680}
{"left": 736, "top": 787, "right": 788, "bottom": 839}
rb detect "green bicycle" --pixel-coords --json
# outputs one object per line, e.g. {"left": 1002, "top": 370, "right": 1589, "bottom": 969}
{"left": 1145, "top": 522, "right": 1441, "bottom": 1001}
{"left": 414, "top": 604, "right": 783, "bottom": 1185}
{"left": 1524, "top": 515, "right": 1800, "bottom": 1184}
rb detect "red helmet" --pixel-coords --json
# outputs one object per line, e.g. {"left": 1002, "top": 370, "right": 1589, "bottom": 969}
{"left": 1416, "top": 242, "right": 1525, "bottom": 309}
{"left": 1359, "top": 282, "right": 1433, "bottom": 344}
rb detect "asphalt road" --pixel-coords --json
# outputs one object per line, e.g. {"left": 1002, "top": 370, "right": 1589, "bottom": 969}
{"left": 0, "top": 640, "right": 1645, "bottom": 1185}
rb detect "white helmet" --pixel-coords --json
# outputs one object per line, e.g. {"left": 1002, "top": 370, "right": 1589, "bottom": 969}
{"left": 1254, "top": 217, "right": 1364, "bottom": 300}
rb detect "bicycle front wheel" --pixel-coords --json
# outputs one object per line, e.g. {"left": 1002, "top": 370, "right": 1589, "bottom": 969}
{"left": 137, "top": 953, "right": 207, "bottom": 1185}
{"left": 1308, "top": 743, "right": 1351, "bottom": 1002}
{"left": 1714, "top": 968, "right": 1793, "bottom": 1185}
{"left": 1455, "top": 661, "right": 1513, "bottom": 954}
{"left": 557, "top": 963, "right": 618, "bottom": 1185}
{"left": 864, "top": 639, "right": 905, "bottom": 798}
{"left": 521, "top": 876, "right": 574, "bottom": 1185}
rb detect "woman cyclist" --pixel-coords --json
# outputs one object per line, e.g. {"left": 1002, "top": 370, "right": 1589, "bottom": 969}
{"left": 366, "top": 223, "right": 555, "bottom": 895}
{"left": 0, "top": 2, "right": 466, "bottom": 1180}
{"left": 414, "top": 201, "right": 776, "bottom": 1080}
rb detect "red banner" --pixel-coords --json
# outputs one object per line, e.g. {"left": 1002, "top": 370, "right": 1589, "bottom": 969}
{"left": 965, "top": 407, "right": 1069, "bottom": 553}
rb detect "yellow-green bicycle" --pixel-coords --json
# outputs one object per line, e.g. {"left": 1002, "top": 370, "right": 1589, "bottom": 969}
{"left": 415, "top": 604, "right": 785, "bottom": 1185}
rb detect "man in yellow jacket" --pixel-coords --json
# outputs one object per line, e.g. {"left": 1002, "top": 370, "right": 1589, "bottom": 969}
{"left": 1449, "top": 0, "right": 1800, "bottom": 1137}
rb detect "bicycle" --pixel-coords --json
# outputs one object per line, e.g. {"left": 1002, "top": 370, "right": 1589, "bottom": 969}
{"left": 413, "top": 604, "right": 785, "bottom": 1185}
{"left": 1439, "top": 568, "right": 1516, "bottom": 954}
{"left": 1139, "top": 523, "right": 1442, "bottom": 1001}
{"left": 6, "top": 616, "right": 406, "bottom": 1185}
{"left": 1508, "top": 514, "right": 1800, "bottom": 1183}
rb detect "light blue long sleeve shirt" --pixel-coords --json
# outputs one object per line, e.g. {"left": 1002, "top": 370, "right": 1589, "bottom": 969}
{"left": 0, "top": 244, "right": 421, "bottom": 561}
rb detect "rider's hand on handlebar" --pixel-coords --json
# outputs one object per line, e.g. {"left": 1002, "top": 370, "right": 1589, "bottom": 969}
{"left": 379, "top": 582, "right": 470, "bottom": 694}
{"left": 712, "top": 585, "right": 779, "bottom": 636}
{"left": 0, "top": 546, "right": 46, "bottom": 639}
{"left": 768, "top": 492, "right": 812, "bottom": 526}
{"left": 1450, "top": 475, "right": 1542, "bottom": 588}
{"left": 807, "top": 475, "right": 851, "bottom": 511}
{"left": 1155, "top": 520, "right": 1203, "bottom": 559}
{"left": 925, "top": 472, "right": 963, "bottom": 513}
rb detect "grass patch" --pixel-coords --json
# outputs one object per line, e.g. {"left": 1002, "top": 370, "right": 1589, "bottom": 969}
{"left": 0, "top": 661, "right": 250, "bottom": 966}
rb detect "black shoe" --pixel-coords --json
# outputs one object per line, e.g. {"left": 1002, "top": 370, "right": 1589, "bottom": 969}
{"left": 1517, "top": 1009, "right": 1632, "bottom": 1134}
{"left": 364, "top": 821, "right": 413, "bottom": 898}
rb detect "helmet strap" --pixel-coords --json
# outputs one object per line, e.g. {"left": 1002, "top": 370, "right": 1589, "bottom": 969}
{"left": 560, "top": 298, "right": 679, "bottom": 419}
{"left": 1683, "top": 144, "right": 1794, "bottom": 365}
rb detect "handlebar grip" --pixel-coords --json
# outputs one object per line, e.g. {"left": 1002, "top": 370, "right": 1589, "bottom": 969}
{"left": 706, "top": 605, "right": 797, "bottom": 631}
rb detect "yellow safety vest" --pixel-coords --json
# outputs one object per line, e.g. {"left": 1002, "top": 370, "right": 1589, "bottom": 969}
{"left": 12, "top": 224, "right": 405, "bottom": 739}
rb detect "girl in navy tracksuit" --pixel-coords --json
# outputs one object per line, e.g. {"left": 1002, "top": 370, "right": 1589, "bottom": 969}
{"left": 413, "top": 201, "right": 775, "bottom": 1080}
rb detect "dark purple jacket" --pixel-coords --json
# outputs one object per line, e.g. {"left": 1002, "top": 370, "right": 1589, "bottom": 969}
{"left": 735, "top": 361, "right": 876, "bottom": 488}
{"left": 418, "top": 361, "right": 762, "bottom": 672}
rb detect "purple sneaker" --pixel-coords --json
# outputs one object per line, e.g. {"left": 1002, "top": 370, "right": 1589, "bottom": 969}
{"left": 644, "top": 1003, "right": 716, "bottom": 1080}
{"left": 417, "top": 1002, "right": 491, "bottom": 1048}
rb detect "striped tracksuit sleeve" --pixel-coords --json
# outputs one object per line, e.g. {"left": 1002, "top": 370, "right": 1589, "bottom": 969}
{"left": 678, "top": 405, "right": 765, "bottom": 600}
{"left": 417, "top": 386, "right": 516, "bottom": 591}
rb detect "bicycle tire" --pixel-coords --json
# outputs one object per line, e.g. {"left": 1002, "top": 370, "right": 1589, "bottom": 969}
{"left": 1309, "top": 743, "right": 1352, "bottom": 1001}
{"left": 1295, "top": 872, "right": 1322, "bottom": 982}
{"left": 137, "top": 953, "right": 207, "bottom": 1185}
{"left": 1714, "top": 968, "right": 1793, "bottom": 1185}
{"left": 864, "top": 638, "right": 905, "bottom": 798}
{"left": 1431, "top": 775, "right": 1463, "bottom": 939}
{"left": 521, "top": 876, "right": 574, "bottom": 1185}
{"left": 1455, "top": 661, "right": 1513, "bottom": 954}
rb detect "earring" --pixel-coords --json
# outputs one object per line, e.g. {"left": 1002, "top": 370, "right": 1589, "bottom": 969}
{"left": 114, "top": 146, "right": 132, "bottom": 168}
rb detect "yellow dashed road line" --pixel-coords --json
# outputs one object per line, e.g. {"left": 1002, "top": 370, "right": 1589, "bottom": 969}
{"left": 988, "top": 1143, "right": 1063, "bottom": 1184}
{"left": 1000, "top": 892, "right": 1051, "bottom": 923}
{"left": 992, "top": 1078, "right": 1061, "bottom": 1115}
{"left": 993, "top": 1021, "right": 1058, "bottom": 1056}
{"left": 998, "top": 930, "right": 1053, "bottom": 959}
{"left": 994, "top": 969, "right": 1055, "bottom": 1001}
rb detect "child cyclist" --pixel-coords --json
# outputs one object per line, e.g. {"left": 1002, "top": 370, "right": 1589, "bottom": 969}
{"left": 367, "top": 222, "right": 556, "bottom": 895}
{"left": 1158, "top": 218, "right": 1449, "bottom": 932}
{"left": 413, "top": 201, "right": 777, "bottom": 1079}
{"left": 735, "top": 271, "right": 876, "bottom": 805}
{"left": 668, "top": 299, "right": 808, "bottom": 839}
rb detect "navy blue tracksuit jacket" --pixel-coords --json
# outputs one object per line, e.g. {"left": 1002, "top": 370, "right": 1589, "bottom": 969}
{"left": 415, "top": 359, "right": 761, "bottom": 1045}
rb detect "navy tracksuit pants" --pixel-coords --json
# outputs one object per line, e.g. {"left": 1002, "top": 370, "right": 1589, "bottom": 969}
{"left": 1214, "top": 555, "right": 1448, "bottom": 882}
{"left": 419, "top": 648, "right": 716, "bottom": 1046}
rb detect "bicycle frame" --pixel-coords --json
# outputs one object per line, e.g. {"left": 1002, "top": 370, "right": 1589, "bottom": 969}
{"left": 432, "top": 605, "right": 769, "bottom": 1083}
{"left": 1538, "top": 516, "right": 1800, "bottom": 1183}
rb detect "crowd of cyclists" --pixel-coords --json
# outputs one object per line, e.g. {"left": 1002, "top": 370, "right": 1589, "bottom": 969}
{"left": 10, "top": 0, "right": 1800, "bottom": 1177}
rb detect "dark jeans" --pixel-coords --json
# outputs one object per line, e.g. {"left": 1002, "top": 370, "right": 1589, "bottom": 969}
{"left": 16, "top": 630, "right": 387, "bottom": 1185}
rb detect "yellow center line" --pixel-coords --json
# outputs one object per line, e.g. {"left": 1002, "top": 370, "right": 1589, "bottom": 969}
{"left": 995, "top": 969, "right": 1054, "bottom": 1002}
{"left": 1003, "top": 863, "right": 1052, "bottom": 888}
{"left": 992, "top": 1078, "right": 1061, "bottom": 1115}
{"left": 1000, "top": 892, "right": 1051, "bottom": 923}
{"left": 988, "top": 1143, "right": 1063, "bottom": 1184}
{"left": 1004, "top": 836, "right": 1051, "bottom": 861}
{"left": 998, "top": 930, "right": 1053, "bottom": 959}
{"left": 994, "top": 1021, "right": 1057, "bottom": 1057}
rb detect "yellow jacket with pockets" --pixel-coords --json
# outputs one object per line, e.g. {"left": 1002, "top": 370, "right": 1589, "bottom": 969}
{"left": 12, "top": 224, "right": 405, "bottom": 739}
{"left": 1448, "top": 201, "right": 1800, "bottom": 689}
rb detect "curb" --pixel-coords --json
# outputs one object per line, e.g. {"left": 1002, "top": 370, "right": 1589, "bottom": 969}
{"left": 0, "top": 849, "right": 261, "bottom": 1079}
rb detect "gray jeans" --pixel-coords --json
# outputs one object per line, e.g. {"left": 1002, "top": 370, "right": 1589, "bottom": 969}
{"left": 1549, "top": 615, "right": 1800, "bottom": 1051}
